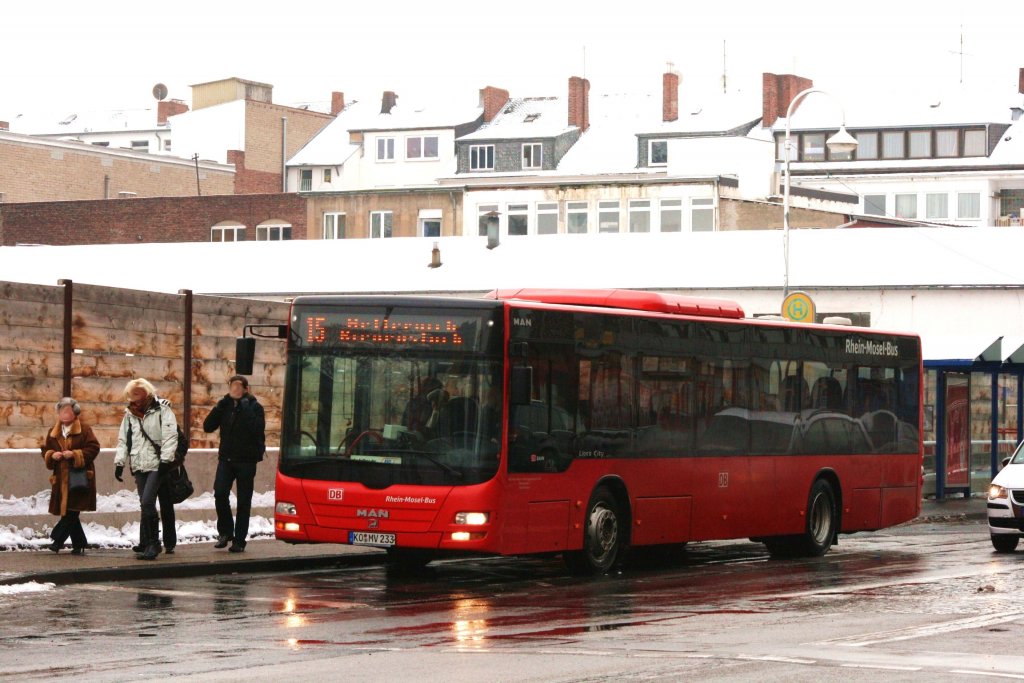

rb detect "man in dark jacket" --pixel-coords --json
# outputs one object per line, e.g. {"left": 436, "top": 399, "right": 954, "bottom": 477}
{"left": 203, "top": 375, "right": 266, "bottom": 552}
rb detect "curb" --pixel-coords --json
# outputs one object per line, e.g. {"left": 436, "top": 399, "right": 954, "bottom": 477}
{"left": 0, "top": 552, "right": 385, "bottom": 587}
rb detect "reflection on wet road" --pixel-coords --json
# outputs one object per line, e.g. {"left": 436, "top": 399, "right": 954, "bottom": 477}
{"left": 3, "top": 524, "right": 1024, "bottom": 681}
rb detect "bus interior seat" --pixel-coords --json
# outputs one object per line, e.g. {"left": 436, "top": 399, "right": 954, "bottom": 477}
{"left": 811, "top": 377, "right": 843, "bottom": 410}
{"left": 445, "top": 396, "right": 479, "bottom": 435}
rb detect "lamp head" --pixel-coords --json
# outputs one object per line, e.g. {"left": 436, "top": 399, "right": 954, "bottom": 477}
{"left": 826, "top": 126, "right": 858, "bottom": 155}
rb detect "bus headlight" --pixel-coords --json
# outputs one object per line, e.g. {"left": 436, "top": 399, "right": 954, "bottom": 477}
{"left": 990, "top": 485, "right": 1009, "bottom": 500}
{"left": 454, "top": 512, "right": 489, "bottom": 526}
{"left": 276, "top": 501, "right": 297, "bottom": 515}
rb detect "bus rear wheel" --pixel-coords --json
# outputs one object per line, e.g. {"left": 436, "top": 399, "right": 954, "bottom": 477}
{"left": 564, "top": 487, "right": 622, "bottom": 575}
{"left": 765, "top": 479, "right": 837, "bottom": 558}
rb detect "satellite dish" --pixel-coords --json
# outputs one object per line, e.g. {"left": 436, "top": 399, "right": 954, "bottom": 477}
{"left": 152, "top": 83, "right": 168, "bottom": 101}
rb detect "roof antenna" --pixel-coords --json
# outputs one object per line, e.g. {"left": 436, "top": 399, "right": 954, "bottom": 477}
{"left": 722, "top": 40, "right": 728, "bottom": 94}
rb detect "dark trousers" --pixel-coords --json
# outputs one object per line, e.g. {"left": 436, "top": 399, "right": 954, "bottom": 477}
{"left": 214, "top": 460, "right": 257, "bottom": 545}
{"left": 132, "top": 470, "right": 176, "bottom": 548}
{"left": 51, "top": 510, "right": 87, "bottom": 549}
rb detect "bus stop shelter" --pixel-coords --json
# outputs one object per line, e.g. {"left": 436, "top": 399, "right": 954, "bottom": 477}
{"left": 925, "top": 336, "right": 1024, "bottom": 499}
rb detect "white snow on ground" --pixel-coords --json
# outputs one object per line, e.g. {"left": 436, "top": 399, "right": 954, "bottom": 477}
{"left": 0, "top": 581, "right": 56, "bottom": 596}
{"left": 0, "top": 490, "right": 276, "bottom": 550}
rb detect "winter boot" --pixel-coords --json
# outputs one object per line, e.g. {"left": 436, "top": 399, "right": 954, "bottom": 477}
{"left": 132, "top": 513, "right": 151, "bottom": 555}
{"left": 137, "top": 513, "right": 162, "bottom": 561}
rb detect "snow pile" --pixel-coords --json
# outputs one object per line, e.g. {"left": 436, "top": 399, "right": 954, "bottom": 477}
{"left": 0, "top": 581, "right": 55, "bottom": 596}
{"left": 0, "top": 490, "right": 277, "bottom": 550}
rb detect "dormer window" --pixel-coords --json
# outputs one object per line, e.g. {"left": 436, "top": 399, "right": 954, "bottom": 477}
{"left": 522, "top": 143, "right": 542, "bottom": 170}
{"left": 649, "top": 140, "right": 668, "bottom": 166}
{"left": 470, "top": 145, "right": 494, "bottom": 171}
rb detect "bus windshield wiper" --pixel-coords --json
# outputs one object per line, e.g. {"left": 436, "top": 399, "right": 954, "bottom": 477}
{"left": 400, "top": 450, "right": 464, "bottom": 478}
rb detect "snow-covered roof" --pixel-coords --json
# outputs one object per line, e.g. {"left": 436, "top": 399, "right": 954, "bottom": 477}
{"left": 458, "top": 97, "right": 574, "bottom": 140}
{"left": 287, "top": 98, "right": 482, "bottom": 166}
{"left": 2, "top": 227, "right": 1023, "bottom": 297}
{"left": 6, "top": 106, "right": 164, "bottom": 135}
{"left": 777, "top": 83, "right": 1024, "bottom": 131}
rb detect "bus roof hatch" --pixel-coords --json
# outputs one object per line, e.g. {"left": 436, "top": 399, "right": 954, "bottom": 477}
{"left": 487, "top": 288, "right": 745, "bottom": 319}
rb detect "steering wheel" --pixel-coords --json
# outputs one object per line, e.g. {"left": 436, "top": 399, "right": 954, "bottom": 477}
{"left": 347, "top": 430, "right": 384, "bottom": 454}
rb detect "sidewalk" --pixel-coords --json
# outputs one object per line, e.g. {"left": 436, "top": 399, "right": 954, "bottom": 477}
{"left": 0, "top": 496, "right": 989, "bottom": 587}
{"left": 0, "top": 539, "right": 385, "bottom": 586}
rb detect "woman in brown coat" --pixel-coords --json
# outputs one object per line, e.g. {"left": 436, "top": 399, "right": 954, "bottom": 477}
{"left": 42, "top": 397, "right": 100, "bottom": 554}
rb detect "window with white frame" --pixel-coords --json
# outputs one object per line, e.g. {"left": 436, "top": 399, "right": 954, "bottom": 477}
{"left": 323, "top": 212, "right": 346, "bottom": 239}
{"left": 257, "top": 223, "right": 292, "bottom": 241}
{"left": 628, "top": 200, "right": 650, "bottom": 233}
{"left": 370, "top": 211, "right": 393, "bottom": 238}
{"left": 660, "top": 199, "right": 682, "bottom": 232}
{"left": 522, "top": 143, "right": 542, "bottom": 170}
{"left": 537, "top": 202, "right": 558, "bottom": 234}
{"left": 963, "top": 130, "right": 986, "bottom": 157}
{"left": 508, "top": 204, "right": 528, "bottom": 236}
{"left": 211, "top": 223, "right": 245, "bottom": 242}
{"left": 925, "top": 194, "right": 948, "bottom": 220}
{"left": 477, "top": 204, "right": 498, "bottom": 236}
{"left": 958, "top": 192, "right": 981, "bottom": 219}
{"left": 567, "top": 201, "right": 589, "bottom": 234}
{"left": 691, "top": 198, "right": 714, "bottom": 231}
{"left": 376, "top": 137, "right": 395, "bottom": 161}
{"left": 649, "top": 139, "right": 668, "bottom": 166}
{"left": 300, "top": 169, "right": 312, "bottom": 192}
{"left": 406, "top": 135, "right": 439, "bottom": 159}
{"left": 598, "top": 201, "right": 620, "bottom": 233}
{"left": 470, "top": 145, "right": 495, "bottom": 171}
{"left": 895, "top": 193, "right": 917, "bottom": 219}
{"left": 323, "top": 168, "right": 332, "bottom": 184}
{"left": 864, "top": 194, "right": 886, "bottom": 216}
{"left": 421, "top": 219, "right": 441, "bottom": 237}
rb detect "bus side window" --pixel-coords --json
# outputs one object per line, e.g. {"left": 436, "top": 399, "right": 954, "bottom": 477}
{"left": 509, "top": 344, "right": 576, "bottom": 473}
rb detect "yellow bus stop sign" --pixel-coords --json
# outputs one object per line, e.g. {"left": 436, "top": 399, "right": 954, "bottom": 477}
{"left": 782, "top": 291, "right": 816, "bottom": 323}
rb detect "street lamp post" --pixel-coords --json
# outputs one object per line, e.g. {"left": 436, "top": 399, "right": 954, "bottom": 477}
{"left": 782, "top": 88, "right": 858, "bottom": 300}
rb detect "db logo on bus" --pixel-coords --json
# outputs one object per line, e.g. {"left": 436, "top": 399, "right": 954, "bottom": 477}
{"left": 328, "top": 488, "right": 344, "bottom": 500}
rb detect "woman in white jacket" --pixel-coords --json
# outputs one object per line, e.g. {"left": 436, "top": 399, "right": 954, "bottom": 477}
{"left": 113, "top": 378, "right": 178, "bottom": 560}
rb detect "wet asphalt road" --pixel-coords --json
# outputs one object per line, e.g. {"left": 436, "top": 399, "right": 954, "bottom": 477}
{"left": 3, "top": 518, "right": 1024, "bottom": 682}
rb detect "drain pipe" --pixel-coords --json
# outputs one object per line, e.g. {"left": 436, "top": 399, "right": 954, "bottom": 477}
{"left": 281, "top": 117, "right": 288, "bottom": 192}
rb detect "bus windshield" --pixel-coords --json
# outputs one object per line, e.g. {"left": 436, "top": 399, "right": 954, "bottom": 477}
{"left": 280, "top": 304, "right": 503, "bottom": 487}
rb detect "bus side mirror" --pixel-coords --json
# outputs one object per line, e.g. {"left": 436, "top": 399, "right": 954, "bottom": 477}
{"left": 236, "top": 337, "right": 256, "bottom": 375}
{"left": 510, "top": 366, "right": 533, "bottom": 406}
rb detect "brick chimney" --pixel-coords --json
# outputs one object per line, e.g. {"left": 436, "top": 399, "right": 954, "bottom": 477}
{"left": 762, "top": 72, "right": 813, "bottom": 128}
{"left": 479, "top": 85, "right": 510, "bottom": 123}
{"left": 663, "top": 71, "right": 679, "bottom": 122}
{"left": 0, "top": 121, "right": 8, "bottom": 131}
{"left": 381, "top": 91, "right": 398, "bottom": 114}
{"left": 1019, "top": 67, "right": 1024, "bottom": 94}
{"left": 568, "top": 76, "right": 590, "bottom": 132}
{"left": 331, "top": 91, "right": 345, "bottom": 116}
{"left": 156, "top": 99, "right": 188, "bottom": 125}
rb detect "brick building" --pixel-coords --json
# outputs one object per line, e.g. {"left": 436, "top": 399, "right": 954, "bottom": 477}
{"left": 0, "top": 193, "right": 307, "bottom": 246}
{"left": 0, "top": 131, "right": 235, "bottom": 203}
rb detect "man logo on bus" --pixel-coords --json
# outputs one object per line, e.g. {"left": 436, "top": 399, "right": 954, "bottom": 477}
{"left": 356, "top": 509, "right": 389, "bottom": 519}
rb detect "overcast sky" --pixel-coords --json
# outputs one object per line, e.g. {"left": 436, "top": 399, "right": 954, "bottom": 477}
{"left": 2, "top": 1, "right": 1022, "bottom": 119}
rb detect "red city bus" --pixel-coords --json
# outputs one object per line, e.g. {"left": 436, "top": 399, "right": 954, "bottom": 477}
{"left": 254, "top": 289, "right": 922, "bottom": 574}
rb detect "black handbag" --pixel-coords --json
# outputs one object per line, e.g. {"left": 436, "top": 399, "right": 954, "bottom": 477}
{"left": 167, "top": 464, "right": 194, "bottom": 504}
{"left": 68, "top": 466, "right": 89, "bottom": 493}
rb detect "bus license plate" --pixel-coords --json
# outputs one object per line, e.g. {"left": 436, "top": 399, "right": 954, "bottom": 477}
{"left": 349, "top": 532, "right": 396, "bottom": 547}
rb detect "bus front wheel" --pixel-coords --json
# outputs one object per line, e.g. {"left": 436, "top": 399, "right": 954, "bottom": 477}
{"left": 765, "top": 479, "right": 837, "bottom": 558}
{"left": 564, "top": 487, "right": 622, "bottom": 575}
{"left": 991, "top": 534, "right": 1019, "bottom": 553}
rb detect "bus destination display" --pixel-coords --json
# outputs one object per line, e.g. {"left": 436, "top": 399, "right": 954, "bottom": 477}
{"left": 298, "top": 310, "right": 485, "bottom": 349}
